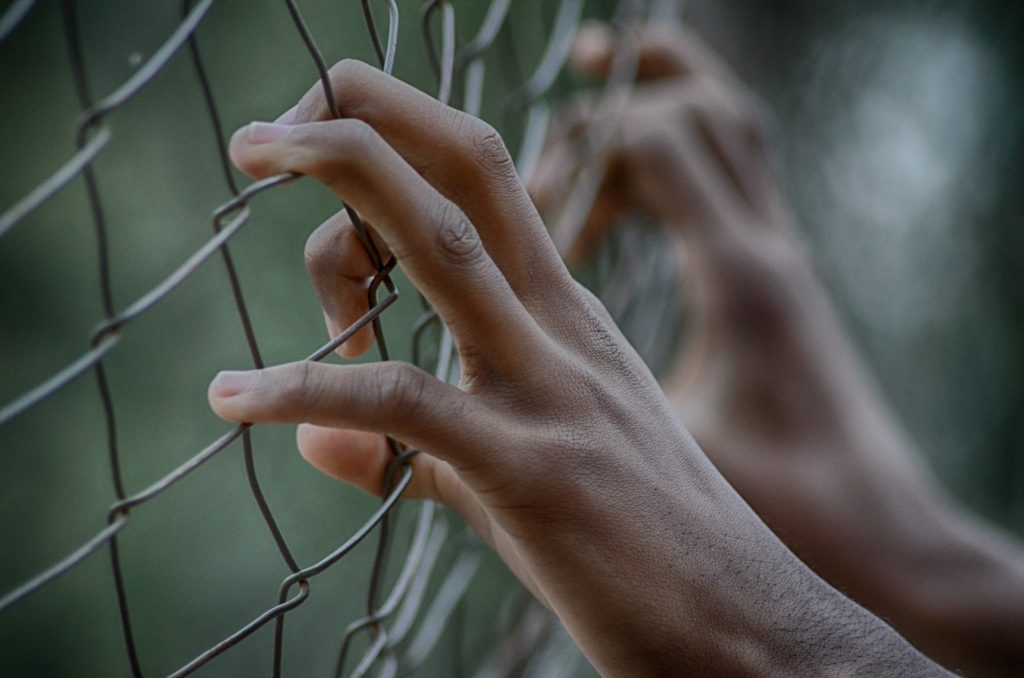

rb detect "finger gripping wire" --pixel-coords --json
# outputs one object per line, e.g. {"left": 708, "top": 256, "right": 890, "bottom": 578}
{"left": 0, "top": 0, "right": 648, "bottom": 675}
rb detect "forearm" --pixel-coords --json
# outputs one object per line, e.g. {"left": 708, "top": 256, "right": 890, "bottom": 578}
{"left": 780, "top": 428, "right": 1024, "bottom": 676}
{"left": 749, "top": 440, "right": 1024, "bottom": 677}
{"left": 653, "top": 211, "right": 1024, "bottom": 674}
{"left": 882, "top": 508, "right": 1024, "bottom": 676}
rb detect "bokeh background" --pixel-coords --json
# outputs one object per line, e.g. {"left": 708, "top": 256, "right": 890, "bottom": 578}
{"left": 1, "top": 0, "right": 1021, "bottom": 676}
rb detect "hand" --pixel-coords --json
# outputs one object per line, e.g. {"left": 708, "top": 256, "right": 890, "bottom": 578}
{"left": 531, "top": 22, "right": 783, "bottom": 265}
{"left": 207, "top": 59, "right": 942, "bottom": 675}
{"left": 534, "top": 23, "right": 1024, "bottom": 676}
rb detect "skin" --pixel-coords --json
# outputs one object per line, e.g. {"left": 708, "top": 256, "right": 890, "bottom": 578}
{"left": 206, "top": 45, "right": 948, "bottom": 677}
{"left": 532, "top": 23, "right": 1024, "bottom": 677}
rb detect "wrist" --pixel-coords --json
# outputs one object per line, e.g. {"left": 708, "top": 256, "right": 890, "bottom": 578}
{"left": 694, "top": 532, "right": 948, "bottom": 677}
{"left": 765, "top": 574, "right": 948, "bottom": 678}
{"left": 523, "top": 450, "right": 944, "bottom": 676}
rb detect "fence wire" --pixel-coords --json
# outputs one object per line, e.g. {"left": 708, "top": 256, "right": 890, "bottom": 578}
{"left": 0, "top": 0, "right": 675, "bottom": 675}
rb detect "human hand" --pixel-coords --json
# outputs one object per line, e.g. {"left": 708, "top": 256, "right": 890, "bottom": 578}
{"left": 531, "top": 22, "right": 785, "bottom": 264}
{"left": 532, "top": 22, "right": 876, "bottom": 510}
{"left": 207, "top": 59, "right": 942, "bottom": 675}
{"left": 534, "top": 23, "right": 1024, "bottom": 677}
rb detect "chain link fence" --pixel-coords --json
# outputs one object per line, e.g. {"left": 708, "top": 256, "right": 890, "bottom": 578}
{"left": 0, "top": 0, "right": 682, "bottom": 675}
{"left": 5, "top": 0, "right": 1019, "bottom": 675}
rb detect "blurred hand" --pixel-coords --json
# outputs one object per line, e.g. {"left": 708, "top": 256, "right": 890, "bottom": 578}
{"left": 531, "top": 22, "right": 783, "bottom": 265}
{"left": 205, "top": 59, "right": 939, "bottom": 675}
{"left": 533, "top": 22, "right": 1024, "bottom": 677}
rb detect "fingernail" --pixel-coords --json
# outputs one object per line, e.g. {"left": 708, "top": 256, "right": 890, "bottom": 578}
{"left": 214, "top": 370, "right": 255, "bottom": 397}
{"left": 275, "top": 105, "right": 299, "bottom": 125}
{"left": 246, "top": 122, "right": 294, "bottom": 145}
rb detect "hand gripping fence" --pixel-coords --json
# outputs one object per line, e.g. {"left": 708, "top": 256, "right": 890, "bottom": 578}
{"left": 0, "top": 0, "right": 679, "bottom": 675}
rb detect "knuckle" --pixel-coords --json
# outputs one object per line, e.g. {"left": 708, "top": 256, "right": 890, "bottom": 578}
{"left": 303, "top": 218, "right": 357, "bottom": 281}
{"left": 303, "top": 225, "right": 336, "bottom": 275}
{"left": 571, "top": 281, "right": 605, "bottom": 313}
{"left": 280, "top": 362, "right": 317, "bottom": 409}
{"left": 558, "top": 285, "right": 639, "bottom": 379}
{"left": 468, "top": 120, "right": 516, "bottom": 182}
{"left": 374, "top": 363, "right": 428, "bottom": 423}
{"left": 296, "top": 60, "right": 373, "bottom": 122}
{"left": 430, "top": 202, "right": 484, "bottom": 266}
{"left": 454, "top": 116, "right": 520, "bottom": 186}
{"left": 286, "top": 138, "right": 333, "bottom": 181}
{"left": 300, "top": 119, "right": 379, "bottom": 183}
{"left": 338, "top": 118, "right": 379, "bottom": 156}
{"left": 328, "top": 60, "right": 372, "bottom": 105}
{"left": 329, "top": 58, "right": 367, "bottom": 82}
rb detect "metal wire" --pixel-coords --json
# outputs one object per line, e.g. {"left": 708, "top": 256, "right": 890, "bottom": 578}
{"left": 0, "top": 0, "right": 662, "bottom": 675}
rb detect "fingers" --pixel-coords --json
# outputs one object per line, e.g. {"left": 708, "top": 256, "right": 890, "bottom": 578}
{"left": 304, "top": 211, "right": 383, "bottom": 359}
{"left": 296, "top": 425, "right": 483, "bottom": 514}
{"left": 527, "top": 96, "right": 598, "bottom": 213}
{"left": 571, "top": 21, "right": 734, "bottom": 83}
{"left": 618, "top": 110, "right": 741, "bottom": 243}
{"left": 297, "top": 426, "right": 405, "bottom": 494}
{"left": 294, "top": 424, "right": 502, "bottom": 552}
{"left": 530, "top": 136, "right": 625, "bottom": 265}
{"left": 535, "top": 85, "right": 748, "bottom": 263}
{"left": 534, "top": 16, "right": 759, "bottom": 265}
{"left": 209, "top": 361, "right": 481, "bottom": 466}
{"left": 568, "top": 21, "right": 774, "bottom": 219}
{"left": 230, "top": 117, "right": 545, "bottom": 359}
{"left": 284, "top": 60, "right": 574, "bottom": 311}
{"left": 624, "top": 80, "right": 771, "bottom": 227}
{"left": 689, "top": 102, "right": 778, "bottom": 222}
{"left": 296, "top": 425, "right": 444, "bottom": 498}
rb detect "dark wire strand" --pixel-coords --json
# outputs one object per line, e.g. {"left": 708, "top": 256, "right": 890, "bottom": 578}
{"left": 60, "top": 0, "right": 139, "bottom": 671}
{"left": 0, "top": 1, "right": 649, "bottom": 675}
{"left": 183, "top": 0, "right": 299, "bottom": 576}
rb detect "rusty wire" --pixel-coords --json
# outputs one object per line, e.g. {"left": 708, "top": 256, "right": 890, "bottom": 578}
{"left": 0, "top": 0, "right": 662, "bottom": 675}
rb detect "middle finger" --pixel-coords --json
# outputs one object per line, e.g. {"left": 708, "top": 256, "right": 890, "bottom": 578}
{"left": 230, "top": 118, "right": 549, "bottom": 369}
{"left": 285, "top": 61, "right": 577, "bottom": 315}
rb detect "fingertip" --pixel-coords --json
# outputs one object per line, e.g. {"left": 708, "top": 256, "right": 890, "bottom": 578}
{"left": 207, "top": 370, "right": 258, "bottom": 421}
{"left": 337, "top": 326, "right": 375, "bottom": 359}
{"left": 295, "top": 424, "right": 388, "bottom": 491}
{"left": 571, "top": 22, "right": 614, "bottom": 76}
{"left": 295, "top": 423, "right": 343, "bottom": 477}
{"left": 214, "top": 370, "right": 257, "bottom": 397}
{"left": 295, "top": 422, "right": 329, "bottom": 462}
{"left": 227, "top": 125, "right": 260, "bottom": 177}
{"left": 228, "top": 122, "right": 295, "bottom": 177}
{"left": 336, "top": 344, "right": 361, "bottom": 360}
{"left": 324, "top": 312, "right": 376, "bottom": 360}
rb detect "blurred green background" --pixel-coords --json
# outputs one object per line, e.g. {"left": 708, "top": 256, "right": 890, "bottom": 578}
{"left": 0, "top": 0, "right": 1021, "bottom": 676}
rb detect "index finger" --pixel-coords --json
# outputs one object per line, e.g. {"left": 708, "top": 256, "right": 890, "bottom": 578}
{"left": 277, "top": 61, "right": 574, "bottom": 315}
{"left": 229, "top": 117, "right": 547, "bottom": 368}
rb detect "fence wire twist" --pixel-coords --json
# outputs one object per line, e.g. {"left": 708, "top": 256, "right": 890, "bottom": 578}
{"left": 0, "top": 0, "right": 675, "bottom": 675}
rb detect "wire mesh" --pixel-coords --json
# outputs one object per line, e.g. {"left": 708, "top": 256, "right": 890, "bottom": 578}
{"left": 0, "top": 0, "right": 674, "bottom": 675}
